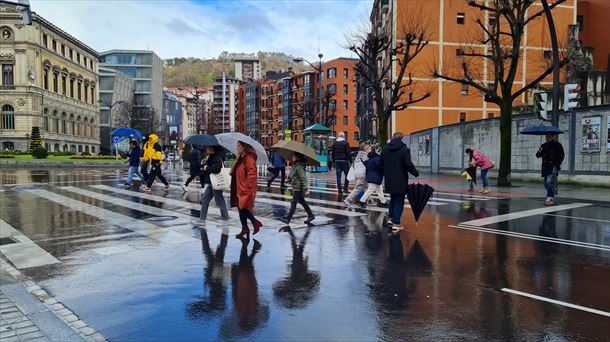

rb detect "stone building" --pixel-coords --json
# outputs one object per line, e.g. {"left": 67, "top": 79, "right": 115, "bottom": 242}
{"left": 0, "top": 6, "right": 100, "bottom": 153}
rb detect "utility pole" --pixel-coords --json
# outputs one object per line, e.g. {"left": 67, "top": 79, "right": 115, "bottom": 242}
{"left": 541, "top": 0, "right": 560, "bottom": 127}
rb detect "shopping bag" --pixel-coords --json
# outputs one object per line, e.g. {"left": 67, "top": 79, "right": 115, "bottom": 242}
{"left": 210, "top": 160, "right": 231, "bottom": 191}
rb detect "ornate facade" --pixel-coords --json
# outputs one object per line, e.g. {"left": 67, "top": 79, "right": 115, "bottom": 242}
{"left": 0, "top": 5, "right": 100, "bottom": 153}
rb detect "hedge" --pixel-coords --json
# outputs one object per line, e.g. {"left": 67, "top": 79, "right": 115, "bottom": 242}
{"left": 70, "top": 155, "right": 117, "bottom": 160}
{"left": 0, "top": 154, "right": 16, "bottom": 158}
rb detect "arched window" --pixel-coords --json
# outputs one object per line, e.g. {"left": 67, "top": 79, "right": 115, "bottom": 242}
{"left": 76, "top": 115, "right": 81, "bottom": 136}
{"left": 1, "top": 104, "right": 15, "bottom": 130}
{"left": 53, "top": 143, "right": 59, "bottom": 152}
{"left": 43, "top": 108, "right": 49, "bottom": 132}
{"left": 52, "top": 110, "right": 59, "bottom": 133}
{"left": 69, "top": 114, "right": 75, "bottom": 135}
{"left": 61, "top": 112, "right": 67, "bottom": 134}
{"left": 2, "top": 141, "right": 14, "bottom": 150}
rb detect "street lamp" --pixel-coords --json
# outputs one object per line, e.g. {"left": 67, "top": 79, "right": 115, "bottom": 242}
{"left": 293, "top": 53, "right": 324, "bottom": 127}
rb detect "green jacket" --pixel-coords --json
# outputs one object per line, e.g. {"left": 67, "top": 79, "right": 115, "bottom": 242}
{"left": 289, "top": 162, "right": 308, "bottom": 192}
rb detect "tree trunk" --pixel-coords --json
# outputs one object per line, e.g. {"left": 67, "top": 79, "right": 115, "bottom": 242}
{"left": 378, "top": 114, "right": 389, "bottom": 148}
{"left": 497, "top": 100, "right": 513, "bottom": 186}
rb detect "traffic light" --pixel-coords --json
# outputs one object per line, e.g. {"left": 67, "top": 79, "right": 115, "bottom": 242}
{"left": 563, "top": 83, "right": 580, "bottom": 111}
{"left": 534, "top": 92, "right": 549, "bottom": 121}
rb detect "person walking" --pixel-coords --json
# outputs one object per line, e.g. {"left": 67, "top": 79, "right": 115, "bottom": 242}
{"left": 281, "top": 153, "right": 315, "bottom": 225}
{"left": 139, "top": 136, "right": 150, "bottom": 188}
{"left": 360, "top": 145, "right": 388, "bottom": 207}
{"left": 330, "top": 132, "right": 352, "bottom": 195}
{"left": 124, "top": 141, "right": 144, "bottom": 186}
{"left": 267, "top": 150, "right": 287, "bottom": 189}
{"left": 382, "top": 132, "right": 419, "bottom": 231}
{"left": 192, "top": 146, "right": 230, "bottom": 225}
{"left": 465, "top": 148, "right": 494, "bottom": 194}
{"left": 230, "top": 141, "right": 262, "bottom": 239}
{"left": 344, "top": 143, "right": 369, "bottom": 208}
{"left": 143, "top": 134, "right": 169, "bottom": 193}
{"left": 182, "top": 145, "right": 204, "bottom": 192}
{"left": 536, "top": 133, "right": 564, "bottom": 206}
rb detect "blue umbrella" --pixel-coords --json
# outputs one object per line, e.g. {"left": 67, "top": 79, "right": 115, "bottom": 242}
{"left": 111, "top": 127, "right": 142, "bottom": 139}
{"left": 184, "top": 134, "right": 219, "bottom": 146}
{"left": 520, "top": 125, "right": 564, "bottom": 135}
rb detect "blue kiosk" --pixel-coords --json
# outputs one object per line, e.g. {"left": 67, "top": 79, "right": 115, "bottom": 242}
{"left": 303, "top": 123, "right": 331, "bottom": 172}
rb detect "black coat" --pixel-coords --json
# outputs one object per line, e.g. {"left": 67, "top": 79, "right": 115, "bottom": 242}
{"left": 365, "top": 151, "right": 384, "bottom": 185}
{"left": 188, "top": 148, "right": 203, "bottom": 175}
{"left": 331, "top": 140, "right": 352, "bottom": 162}
{"left": 536, "top": 140, "right": 564, "bottom": 177}
{"left": 381, "top": 139, "right": 419, "bottom": 194}
{"left": 201, "top": 152, "right": 224, "bottom": 185}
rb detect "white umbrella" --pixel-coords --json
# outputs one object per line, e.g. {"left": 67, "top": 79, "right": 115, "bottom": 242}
{"left": 215, "top": 132, "right": 269, "bottom": 165}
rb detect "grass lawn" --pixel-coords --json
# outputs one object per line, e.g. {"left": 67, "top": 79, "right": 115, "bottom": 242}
{"left": 14, "top": 155, "right": 122, "bottom": 163}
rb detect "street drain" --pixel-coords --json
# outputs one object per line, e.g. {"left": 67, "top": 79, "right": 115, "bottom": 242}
{"left": 146, "top": 216, "right": 179, "bottom": 222}
{"left": 0, "top": 237, "right": 18, "bottom": 245}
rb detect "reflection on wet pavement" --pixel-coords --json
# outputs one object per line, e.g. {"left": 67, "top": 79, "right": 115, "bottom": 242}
{"left": 1, "top": 168, "right": 609, "bottom": 341}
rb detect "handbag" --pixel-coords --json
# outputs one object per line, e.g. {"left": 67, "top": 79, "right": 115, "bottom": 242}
{"left": 210, "top": 160, "right": 231, "bottom": 191}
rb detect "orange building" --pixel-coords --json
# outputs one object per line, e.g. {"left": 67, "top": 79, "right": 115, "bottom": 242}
{"left": 371, "top": 0, "right": 579, "bottom": 135}
{"left": 577, "top": 0, "right": 610, "bottom": 71}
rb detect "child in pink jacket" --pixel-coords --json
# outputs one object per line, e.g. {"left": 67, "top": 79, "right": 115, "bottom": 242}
{"left": 465, "top": 148, "right": 494, "bottom": 193}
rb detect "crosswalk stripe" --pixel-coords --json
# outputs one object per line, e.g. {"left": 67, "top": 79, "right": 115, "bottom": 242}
{"left": 24, "top": 189, "right": 194, "bottom": 244}
{"left": 0, "top": 219, "right": 60, "bottom": 269}
{"left": 460, "top": 203, "right": 593, "bottom": 227}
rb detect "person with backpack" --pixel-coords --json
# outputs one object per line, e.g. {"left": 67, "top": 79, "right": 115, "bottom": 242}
{"left": 465, "top": 148, "right": 494, "bottom": 194}
{"left": 182, "top": 145, "right": 204, "bottom": 192}
{"left": 267, "top": 150, "right": 287, "bottom": 189}
{"left": 344, "top": 143, "right": 369, "bottom": 208}
{"left": 143, "top": 134, "right": 169, "bottom": 193}
{"left": 330, "top": 132, "right": 352, "bottom": 195}
{"left": 359, "top": 145, "right": 387, "bottom": 206}
{"left": 281, "top": 153, "right": 315, "bottom": 225}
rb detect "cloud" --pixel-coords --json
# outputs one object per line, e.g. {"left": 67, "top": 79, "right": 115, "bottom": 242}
{"left": 29, "top": 0, "right": 373, "bottom": 61}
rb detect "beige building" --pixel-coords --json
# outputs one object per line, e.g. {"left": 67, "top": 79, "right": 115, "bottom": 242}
{"left": 0, "top": 5, "right": 100, "bottom": 153}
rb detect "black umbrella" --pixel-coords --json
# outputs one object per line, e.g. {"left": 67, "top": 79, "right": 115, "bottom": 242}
{"left": 406, "top": 183, "right": 435, "bottom": 222}
{"left": 184, "top": 134, "right": 219, "bottom": 146}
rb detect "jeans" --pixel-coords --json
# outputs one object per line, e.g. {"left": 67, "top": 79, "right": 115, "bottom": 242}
{"left": 467, "top": 180, "right": 475, "bottom": 189}
{"left": 480, "top": 168, "right": 490, "bottom": 188}
{"left": 544, "top": 167, "right": 558, "bottom": 199}
{"left": 200, "top": 184, "right": 229, "bottom": 220}
{"left": 361, "top": 183, "right": 387, "bottom": 204}
{"left": 268, "top": 167, "right": 286, "bottom": 187}
{"left": 126, "top": 166, "right": 144, "bottom": 184}
{"left": 147, "top": 163, "right": 168, "bottom": 188}
{"left": 388, "top": 194, "right": 406, "bottom": 225}
{"left": 347, "top": 177, "right": 368, "bottom": 201}
{"left": 334, "top": 160, "right": 350, "bottom": 192}
{"left": 286, "top": 190, "right": 313, "bottom": 221}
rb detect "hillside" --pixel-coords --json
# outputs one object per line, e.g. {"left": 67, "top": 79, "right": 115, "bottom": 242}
{"left": 163, "top": 51, "right": 308, "bottom": 87}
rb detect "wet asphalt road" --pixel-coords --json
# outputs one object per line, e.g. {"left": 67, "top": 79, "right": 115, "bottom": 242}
{"left": 1, "top": 167, "right": 609, "bottom": 341}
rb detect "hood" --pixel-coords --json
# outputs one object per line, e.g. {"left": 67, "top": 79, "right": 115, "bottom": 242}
{"left": 387, "top": 139, "right": 405, "bottom": 152}
{"left": 336, "top": 137, "right": 345, "bottom": 142}
{"left": 148, "top": 134, "right": 159, "bottom": 144}
{"left": 367, "top": 151, "right": 379, "bottom": 159}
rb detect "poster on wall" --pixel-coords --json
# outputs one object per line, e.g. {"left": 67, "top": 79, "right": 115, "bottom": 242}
{"left": 607, "top": 115, "right": 610, "bottom": 151}
{"left": 581, "top": 116, "right": 601, "bottom": 152}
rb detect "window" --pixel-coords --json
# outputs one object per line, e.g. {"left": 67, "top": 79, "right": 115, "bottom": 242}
{"left": 489, "top": 14, "right": 497, "bottom": 26}
{"left": 90, "top": 87, "right": 94, "bottom": 103}
{"left": 70, "top": 79, "right": 74, "bottom": 97}
{"left": 354, "top": 132, "right": 359, "bottom": 140}
{"left": 343, "top": 68, "right": 348, "bottom": 78}
{"left": 343, "top": 84, "right": 348, "bottom": 95}
{"left": 77, "top": 82, "right": 82, "bottom": 100}
{"left": 53, "top": 72, "right": 58, "bottom": 93}
{"left": 460, "top": 112, "right": 467, "bottom": 122}
{"left": 61, "top": 44, "right": 65, "bottom": 56}
{"left": 2, "top": 141, "right": 14, "bottom": 150}
{"left": 1, "top": 105, "right": 15, "bottom": 130}
{"left": 42, "top": 34, "right": 47, "bottom": 47}
{"left": 457, "top": 12, "right": 465, "bottom": 24}
{"left": 461, "top": 84, "right": 468, "bottom": 95}
{"left": 43, "top": 108, "right": 49, "bottom": 132}
{"left": 327, "top": 68, "right": 337, "bottom": 79}
{"left": 69, "top": 49, "right": 73, "bottom": 60}
{"left": 343, "top": 116, "right": 348, "bottom": 125}
{"left": 577, "top": 15, "right": 584, "bottom": 31}
{"left": 90, "top": 60, "right": 93, "bottom": 70}
{"left": 343, "top": 100, "right": 348, "bottom": 110}
{"left": 52, "top": 39, "right": 57, "bottom": 51}
{"left": 2, "top": 64, "right": 13, "bottom": 86}
{"left": 61, "top": 75, "right": 66, "bottom": 95}
{"left": 76, "top": 53, "right": 80, "bottom": 64}
{"left": 489, "top": 113, "right": 495, "bottom": 118}
{"left": 61, "top": 113, "right": 67, "bottom": 134}
{"left": 92, "top": 146, "right": 95, "bottom": 154}
{"left": 328, "top": 84, "right": 337, "bottom": 95}
{"left": 456, "top": 49, "right": 463, "bottom": 56}
{"left": 44, "top": 70, "right": 49, "bottom": 90}
{"left": 83, "top": 56, "right": 87, "bottom": 67}
{"left": 543, "top": 50, "right": 551, "bottom": 59}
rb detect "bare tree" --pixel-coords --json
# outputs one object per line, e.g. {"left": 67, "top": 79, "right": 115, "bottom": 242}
{"left": 114, "top": 99, "right": 161, "bottom": 137}
{"left": 432, "top": 0, "right": 568, "bottom": 186}
{"left": 347, "top": 13, "right": 433, "bottom": 146}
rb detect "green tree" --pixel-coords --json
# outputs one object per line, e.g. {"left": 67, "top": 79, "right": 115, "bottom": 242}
{"left": 28, "top": 126, "right": 43, "bottom": 152}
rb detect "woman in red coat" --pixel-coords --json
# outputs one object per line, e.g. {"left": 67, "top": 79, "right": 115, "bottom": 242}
{"left": 230, "top": 141, "right": 262, "bottom": 239}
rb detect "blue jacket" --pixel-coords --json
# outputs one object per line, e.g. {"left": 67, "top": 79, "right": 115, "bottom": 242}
{"left": 128, "top": 147, "right": 142, "bottom": 167}
{"left": 272, "top": 152, "right": 286, "bottom": 168}
{"left": 365, "top": 151, "right": 383, "bottom": 185}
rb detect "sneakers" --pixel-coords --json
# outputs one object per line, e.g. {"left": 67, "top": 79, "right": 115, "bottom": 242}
{"left": 191, "top": 219, "right": 206, "bottom": 226}
{"left": 163, "top": 186, "right": 170, "bottom": 192}
{"left": 544, "top": 198, "right": 555, "bottom": 206}
{"left": 481, "top": 187, "right": 491, "bottom": 194}
{"left": 280, "top": 217, "right": 290, "bottom": 225}
{"left": 355, "top": 201, "right": 367, "bottom": 209}
{"left": 304, "top": 216, "right": 315, "bottom": 224}
{"left": 181, "top": 185, "right": 188, "bottom": 192}
{"left": 344, "top": 198, "right": 353, "bottom": 207}
{"left": 391, "top": 225, "right": 404, "bottom": 232}
{"left": 123, "top": 182, "right": 131, "bottom": 186}
{"left": 468, "top": 187, "right": 475, "bottom": 192}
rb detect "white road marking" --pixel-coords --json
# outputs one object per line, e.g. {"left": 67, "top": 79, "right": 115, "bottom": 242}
{"left": 24, "top": 189, "right": 194, "bottom": 244}
{"left": 543, "top": 213, "right": 610, "bottom": 224}
{"left": 501, "top": 288, "right": 610, "bottom": 317}
{"left": 460, "top": 203, "right": 593, "bottom": 227}
{"left": 448, "top": 224, "right": 610, "bottom": 251}
{"left": 0, "top": 219, "right": 60, "bottom": 269}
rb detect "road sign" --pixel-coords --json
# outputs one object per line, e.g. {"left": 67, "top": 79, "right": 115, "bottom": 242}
{"left": 112, "top": 136, "right": 120, "bottom": 144}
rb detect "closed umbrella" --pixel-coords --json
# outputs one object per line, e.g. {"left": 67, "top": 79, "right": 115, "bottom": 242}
{"left": 520, "top": 125, "right": 563, "bottom": 135}
{"left": 184, "top": 134, "right": 219, "bottom": 146}
{"left": 270, "top": 140, "right": 320, "bottom": 166}
{"left": 215, "top": 132, "right": 269, "bottom": 164}
{"left": 405, "top": 183, "right": 435, "bottom": 222}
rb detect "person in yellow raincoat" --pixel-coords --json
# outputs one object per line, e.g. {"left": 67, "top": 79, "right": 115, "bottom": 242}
{"left": 142, "top": 134, "right": 169, "bottom": 193}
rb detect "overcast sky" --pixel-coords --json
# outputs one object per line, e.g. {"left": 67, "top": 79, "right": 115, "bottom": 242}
{"left": 30, "top": 0, "right": 373, "bottom": 61}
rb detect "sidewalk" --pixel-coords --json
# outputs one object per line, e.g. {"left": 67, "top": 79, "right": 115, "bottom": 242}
{"left": 0, "top": 260, "right": 105, "bottom": 342}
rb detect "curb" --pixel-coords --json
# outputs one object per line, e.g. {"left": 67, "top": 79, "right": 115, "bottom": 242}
{"left": 0, "top": 259, "right": 106, "bottom": 342}
{"left": 0, "top": 160, "right": 123, "bottom": 168}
